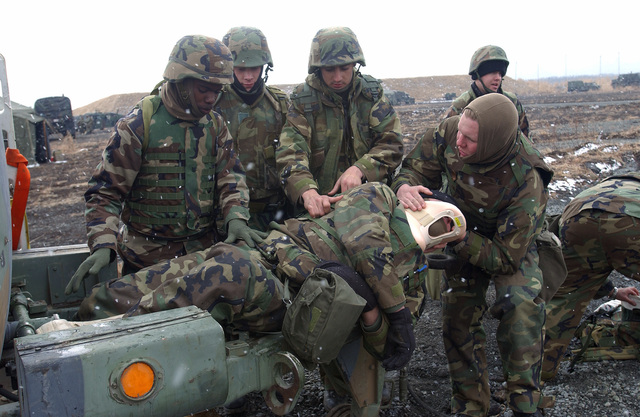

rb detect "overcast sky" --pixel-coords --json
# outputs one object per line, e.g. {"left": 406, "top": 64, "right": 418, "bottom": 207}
{"left": 2, "top": 0, "right": 638, "bottom": 109}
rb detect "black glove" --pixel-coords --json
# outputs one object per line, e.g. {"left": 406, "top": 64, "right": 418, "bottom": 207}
{"left": 382, "top": 308, "right": 416, "bottom": 370}
{"left": 315, "top": 260, "right": 377, "bottom": 312}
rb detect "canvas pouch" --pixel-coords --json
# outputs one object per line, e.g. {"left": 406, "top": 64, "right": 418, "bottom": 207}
{"left": 282, "top": 266, "right": 365, "bottom": 368}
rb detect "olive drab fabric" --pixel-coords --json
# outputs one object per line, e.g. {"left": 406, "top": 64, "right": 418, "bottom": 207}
{"left": 536, "top": 219, "right": 567, "bottom": 304}
{"left": 542, "top": 174, "right": 640, "bottom": 380}
{"left": 85, "top": 94, "right": 251, "bottom": 271}
{"left": 277, "top": 72, "right": 403, "bottom": 206}
{"left": 444, "top": 85, "right": 530, "bottom": 138}
{"left": 282, "top": 265, "right": 366, "bottom": 367}
{"left": 163, "top": 35, "right": 233, "bottom": 85}
{"left": 307, "top": 27, "right": 365, "bottom": 74}
{"left": 568, "top": 306, "right": 640, "bottom": 365}
{"left": 392, "top": 94, "right": 552, "bottom": 416}
{"left": 78, "top": 183, "right": 430, "bottom": 325}
{"left": 214, "top": 84, "right": 290, "bottom": 231}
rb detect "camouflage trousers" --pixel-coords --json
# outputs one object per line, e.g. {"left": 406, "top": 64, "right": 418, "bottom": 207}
{"left": 117, "top": 223, "right": 217, "bottom": 273}
{"left": 543, "top": 210, "right": 640, "bottom": 380}
{"left": 79, "top": 226, "right": 325, "bottom": 329}
{"left": 79, "top": 242, "right": 292, "bottom": 332}
{"left": 442, "top": 248, "right": 545, "bottom": 416}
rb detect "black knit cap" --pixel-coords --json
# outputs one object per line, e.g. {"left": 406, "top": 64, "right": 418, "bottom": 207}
{"left": 472, "top": 60, "right": 508, "bottom": 80}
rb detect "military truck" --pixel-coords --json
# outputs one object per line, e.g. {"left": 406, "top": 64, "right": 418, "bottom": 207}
{"left": 567, "top": 80, "right": 600, "bottom": 92}
{"left": 383, "top": 89, "right": 415, "bottom": 106}
{"left": 611, "top": 72, "right": 640, "bottom": 88}
{"left": 75, "top": 112, "right": 123, "bottom": 135}
{"left": 443, "top": 92, "right": 457, "bottom": 101}
{"left": 0, "top": 53, "right": 305, "bottom": 417}
{"left": 33, "top": 96, "right": 76, "bottom": 138}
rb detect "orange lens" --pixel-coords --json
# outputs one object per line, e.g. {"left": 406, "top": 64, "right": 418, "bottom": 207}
{"left": 120, "top": 362, "right": 155, "bottom": 398}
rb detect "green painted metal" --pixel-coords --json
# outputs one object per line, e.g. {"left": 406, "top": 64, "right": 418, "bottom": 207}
{"left": 14, "top": 306, "right": 304, "bottom": 416}
{"left": 12, "top": 244, "right": 116, "bottom": 310}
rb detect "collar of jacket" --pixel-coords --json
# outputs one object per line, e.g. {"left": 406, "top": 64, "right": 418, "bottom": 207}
{"left": 305, "top": 72, "right": 360, "bottom": 107}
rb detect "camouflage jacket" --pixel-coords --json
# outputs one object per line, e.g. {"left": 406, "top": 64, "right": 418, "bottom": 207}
{"left": 276, "top": 72, "right": 403, "bottom": 205}
{"left": 562, "top": 173, "right": 640, "bottom": 221}
{"left": 269, "top": 182, "right": 428, "bottom": 314}
{"left": 214, "top": 85, "right": 290, "bottom": 205}
{"left": 444, "top": 83, "right": 530, "bottom": 137}
{"left": 392, "top": 117, "right": 553, "bottom": 276}
{"left": 85, "top": 96, "right": 250, "bottom": 254}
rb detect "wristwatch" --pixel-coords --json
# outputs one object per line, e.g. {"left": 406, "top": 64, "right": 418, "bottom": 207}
{"left": 609, "top": 287, "right": 619, "bottom": 300}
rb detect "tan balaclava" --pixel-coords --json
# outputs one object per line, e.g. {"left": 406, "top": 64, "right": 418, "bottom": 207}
{"left": 160, "top": 79, "right": 206, "bottom": 121}
{"left": 459, "top": 93, "right": 518, "bottom": 165}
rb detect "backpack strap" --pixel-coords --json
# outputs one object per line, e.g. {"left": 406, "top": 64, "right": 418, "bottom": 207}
{"left": 141, "top": 95, "right": 162, "bottom": 152}
{"left": 290, "top": 83, "right": 319, "bottom": 129}
{"left": 359, "top": 74, "right": 383, "bottom": 102}
{"left": 265, "top": 85, "right": 289, "bottom": 127}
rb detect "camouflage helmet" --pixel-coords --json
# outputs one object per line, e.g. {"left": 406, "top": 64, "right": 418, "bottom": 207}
{"left": 308, "top": 27, "right": 366, "bottom": 74}
{"left": 163, "top": 35, "right": 233, "bottom": 84}
{"left": 223, "top": 26, "right": 273, "bottom": 68}
{"left": 468, "top": 45, "right": 509, "bottom": 79}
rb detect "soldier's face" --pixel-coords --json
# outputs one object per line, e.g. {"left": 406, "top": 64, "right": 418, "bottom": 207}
{"left": 456, "top": 114, "right": 479, "bottom": 158}
{"left": 320, "top": 63, "right": 355, "bottom": 90}
{"left": 476, "top": 71, "right": 502, "bottom": 93}
{"left": 191, "top": 80, "right": 222, "bottom": 114}
{"left": 234, "top": 67, "right": 262, "bottom": 91}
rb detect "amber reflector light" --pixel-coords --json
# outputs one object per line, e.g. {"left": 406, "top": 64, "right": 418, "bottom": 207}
{"left": 121, "top": 362, "right": 155, "bottom": 398}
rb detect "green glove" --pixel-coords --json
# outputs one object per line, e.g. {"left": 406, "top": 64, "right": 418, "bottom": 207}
{"left": 224, "top": 219, "right": 265, "bottom": 248}
{"left": 65, "top": 248, "right": 112, "bottom": 295}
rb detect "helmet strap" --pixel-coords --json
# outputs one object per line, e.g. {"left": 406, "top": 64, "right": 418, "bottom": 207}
{"left": 477, "top": 77, "right": 501, "bottom": 94}
{"left": 263, "top": 65, "right": 272, "bottom": 83}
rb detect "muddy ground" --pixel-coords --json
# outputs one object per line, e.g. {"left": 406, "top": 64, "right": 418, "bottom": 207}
{"left": 23, "top": 87, "right": 640, "bottom": 417}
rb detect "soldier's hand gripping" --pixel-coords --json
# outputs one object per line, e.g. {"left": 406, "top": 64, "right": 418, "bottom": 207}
{"left": 65, "top": 248, "right": 112, "bottom": 295}
{"left": 224, "top": 219, "right": 264, "bottom": 248}
{"left": 382, "top": 307, "right": 416, "bottom": 370}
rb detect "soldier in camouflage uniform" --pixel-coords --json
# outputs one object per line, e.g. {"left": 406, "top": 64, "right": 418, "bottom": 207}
{"left": 277, "top": 27, "right": 403, "bottom": 218}
{"left": 76, "top": 181, "right": 457, "bottom": 414}
{"left": 392, "top": 94, "right": 553, "bottom": 417}
{"left": 65, "top": 35, "right": 262, "bottom": 295}
{"left": 542, "top": 173, "right": 640, "bottom": 381}
{"left": 215, "top": 27, "right": 292, "bottom": 231}
{"left": 444, "top": 45, "right": 530, "bottom": 138}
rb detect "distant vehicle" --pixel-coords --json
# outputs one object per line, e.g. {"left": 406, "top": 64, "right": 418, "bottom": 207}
{"left": 384, "top": 89, "right": 415, "bottom": 106}
{"left": 611, "top": 72, "right": 640, "bottom": 88}
{"left": 444, "top": 92, "right": 458, "bottom": 101}
{"left": 75, "top": 112, "right": 123, "bottom": 134}
{"left": 33, "top": 96, "right": 75, "bottom": 138}
{"left": 567, "top": 80, "right": 600, "bottom": 92}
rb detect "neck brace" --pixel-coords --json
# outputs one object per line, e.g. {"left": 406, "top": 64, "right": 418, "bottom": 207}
{"left": 405, "top": 200, "right": 466, "bottom": 250}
